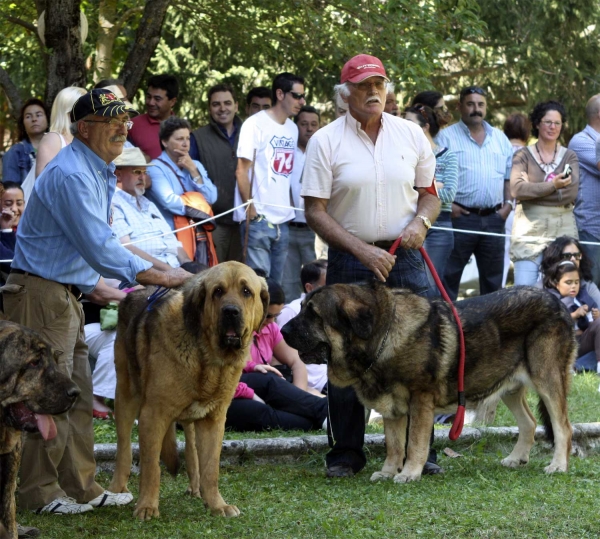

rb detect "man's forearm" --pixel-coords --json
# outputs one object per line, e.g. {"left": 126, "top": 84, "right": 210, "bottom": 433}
{"left": 415, "top": 191, "right": 441, "bottom": 225}
{"left": 126, "top": 245, "right": 172, "bottom": 272}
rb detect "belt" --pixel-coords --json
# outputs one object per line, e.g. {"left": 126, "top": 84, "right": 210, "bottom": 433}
{"left": 455, "top": 202, "right": 502, "bottom": 216}
{"left": 10, "top": 268, "right": 83, "bottom": 300}
{"left": 289, "top": 222, "right": 309, "bottom": 228}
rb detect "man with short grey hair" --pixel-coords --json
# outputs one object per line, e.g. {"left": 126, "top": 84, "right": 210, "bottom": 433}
{"left": 3, "top": 89, "right": 191, "bottom": 516}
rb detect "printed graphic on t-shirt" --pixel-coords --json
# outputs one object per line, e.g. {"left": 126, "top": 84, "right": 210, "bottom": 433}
{"left": 270, "top": 136, "right": 295, "bottom": 179}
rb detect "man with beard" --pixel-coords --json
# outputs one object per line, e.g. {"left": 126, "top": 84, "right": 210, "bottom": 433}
{"left": 436, "top": 86, "right": 513, "bottom": 300}
{"left": 2, "top": 89, "right": 191, "bottom": 515}
{"left": 301, "top": 54, "right": 440, "bottom": 478}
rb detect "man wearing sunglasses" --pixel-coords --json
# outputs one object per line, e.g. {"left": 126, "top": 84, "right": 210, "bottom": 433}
{"left": 2, "top": 89, "right": 192, "bottom": 517}
{"left": 436, "top": 85, "right": 514, "bottom": 301}
{"left": 235, "top": 72, "right": 306, "bottom": 284}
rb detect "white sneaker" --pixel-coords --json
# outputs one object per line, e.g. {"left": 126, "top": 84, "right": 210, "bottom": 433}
{"left": 34, "top": 496, "right": 93, "bottom": 515}
{"left": 88, "top": 490, "right": 133, "bottom": 508}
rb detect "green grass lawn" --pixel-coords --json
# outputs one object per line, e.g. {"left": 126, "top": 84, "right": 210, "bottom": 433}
{"left": 20, "top": 373, "right": 600, "bottom": 538}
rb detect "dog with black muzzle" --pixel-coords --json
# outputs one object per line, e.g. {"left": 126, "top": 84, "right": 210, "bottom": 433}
{"left": 282, "top": 282, "right": 576, "bottom": 483}
{"left": 0, "top": 321, "right": 79, "bottom": 539}
{"left": 109, "top": 262, "right": 268, "bottom": 521}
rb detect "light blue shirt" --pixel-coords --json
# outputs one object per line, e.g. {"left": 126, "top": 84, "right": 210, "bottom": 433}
{"left": 436, "top": 120, "right": 512, "bottom": 208}
{"left": 568, "top": 125, "right": 600, "bottom": 239}
{"left": 12, "top": 138, "right": 152, "bottom": 293}
{"left": 146, "top": 151, "right": 217, "bottom": 229}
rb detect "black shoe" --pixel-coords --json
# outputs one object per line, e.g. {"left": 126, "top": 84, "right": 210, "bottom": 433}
{"left": 422, "top": 461, "right": 445, "bottom": 475}
{"left": 326, "top": 464, "right": 355, "bottom": 478}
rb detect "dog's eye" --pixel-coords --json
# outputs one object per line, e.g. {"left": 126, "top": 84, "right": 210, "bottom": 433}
{"left": 28, "top": 359, "right": 41, "bottom": 369}
{"left": 242, "top": 287, "right": 252, "bottom": 297}
{"left": 214, "top": 287, "right": 224, "bottom": 298}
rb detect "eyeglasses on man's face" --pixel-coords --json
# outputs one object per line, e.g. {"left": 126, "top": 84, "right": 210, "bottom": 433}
{"left": 130, "top": 169, "right": 147, "bottom": 176}
{"left": 540, "top": 120, "right": 562, "bottom": 128}
{"left": 288, "top": 91, "right": 306, "bottom": 101}
{"left": 352, "top": 79, "right": 386, "bottom": 92}
{"left": 84, "top": 118, "right": 134, "bottom": 130}
{"left": 561, "top": 251, "right": 582, "bottom": 260}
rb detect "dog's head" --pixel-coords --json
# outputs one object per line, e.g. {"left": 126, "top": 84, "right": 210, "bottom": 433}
{"left": 0, "top": 321, "right": 80, "bottom": 440}
{"left": 183, "top": 261, "right": 269, "bottom": 354}
{"left": 282, "top": 282, "right": 383, "bottom": 386}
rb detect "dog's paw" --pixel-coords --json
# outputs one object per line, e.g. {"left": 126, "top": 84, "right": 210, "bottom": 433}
{"left": 133, "top": 505, "right": 160, "bottom": 521}
{"left": 210, "top": 504, "right": 240, "bottom": 517}
{"left": 393, "top": 471, "right": 422, "bottom": 484}
{"left": 501, "top": 456, "right": 528, "bottom": 468}
{"left": 544, "top": 462, "right": 567, "bottom": 474}
{"left": 370, "top": 471, "right": 394, "bottom": 482}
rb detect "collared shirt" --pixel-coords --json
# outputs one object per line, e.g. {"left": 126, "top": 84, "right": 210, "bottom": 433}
{"left": 436, "top": 120, "right": 513, "bottom": 208}
{"left": 111, "top": 189, "right": 182, "bottom": 268}
{"left": 2, "top": 139, "right": 35, "bottom": 185}
{"left": 568, "top": 125, "right": 600, "bottom": 238}
{"left": 290, "top": 148, "right": 307, "bottom": 223}
{"left": 12, "top": 138, "right": 152, "bottom": 292}
{"left": 145, "top": 151, "right": 217, "bottom": 229}
{"left": 128, "top": 113, "right": 163, "bottom": 160}
{"left": 301, "top": 112, "right": 435, "bottom": 243}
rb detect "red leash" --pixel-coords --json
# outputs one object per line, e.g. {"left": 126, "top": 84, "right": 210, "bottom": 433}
{"left": 388, "top": 237, "right": 466, "bottom": 440}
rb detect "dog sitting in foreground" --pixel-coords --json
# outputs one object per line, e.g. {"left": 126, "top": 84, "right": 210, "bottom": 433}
{"left": 109, "top": 261, "right": 268, "bottom": 521}
{"left": 282, "top": 283, "right": 576, "bottom": 483}
{"left": 0, "top": 321, "right": 80, "bottom": 538}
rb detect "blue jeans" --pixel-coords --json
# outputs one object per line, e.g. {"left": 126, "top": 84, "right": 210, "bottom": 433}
{"left": 423, "top": 212, "right": 454, "bottom": 297}
{"left": 240, "top": 217, "right": 289, "bottom": 284}
{"left": 444, "top": 212, "right": 505, "bottom": 301}
{"left": 282, "top": 225, "right": 316, "bottom": 303}
{"left": 325, "top": 247, "right": 430, "bottom": 473}
{"left": 578, "top": 230, "right": 600, "bottom": 288}
{"left": 513, "top": 255, "right": 543, "bottom": 286}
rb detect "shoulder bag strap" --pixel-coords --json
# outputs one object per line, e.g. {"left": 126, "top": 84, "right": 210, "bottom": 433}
{"left": 157, "top": 158, "right": 186, "bottom": 192}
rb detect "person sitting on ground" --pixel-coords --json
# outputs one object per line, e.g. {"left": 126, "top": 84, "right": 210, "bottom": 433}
{"left": 277, "top": 259, "right": 328, "bottom": 394}
{"left": 0, "top": 183, "right": 21, "bottom": 281}
{"left": 543, "top": 260, "right": 600, "bottom": 371}
{"left": 2, "top": 98, "right": 49, "bottom": 184}
{"left": 1, "top": 182, "right": 24, "bottom": 230}
{"left": 225, "top": 278, "right": 328, "bottom": 432}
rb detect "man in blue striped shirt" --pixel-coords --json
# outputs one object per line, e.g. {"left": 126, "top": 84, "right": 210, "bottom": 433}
{"left": 2, "top": 89, "right": 191, "bottom": 516}
{"left": 437, "top": 86, "right": 513, "bottom": 300}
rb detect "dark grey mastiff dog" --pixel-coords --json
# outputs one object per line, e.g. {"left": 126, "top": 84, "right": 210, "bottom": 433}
{"left": 282, "top": 283, "right": 576, "bottom": 483}
{"left": 0, "top": 320, "right": 79, "bottom": 539}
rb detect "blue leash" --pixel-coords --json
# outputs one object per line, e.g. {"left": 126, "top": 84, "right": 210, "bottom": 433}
{"left": 147, "top": 286, "right": 170, "bottom": 311}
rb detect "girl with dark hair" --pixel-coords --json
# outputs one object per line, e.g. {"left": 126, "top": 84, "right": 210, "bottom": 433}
{"left": 509, "top": 100, "right": 579, "bottom": 286}
{"left": 411, "top": 90, "right": 453, "bottom": 127}
{"left": 2, "top": 98, "right": 49, "bottom": 184}
{"left": 403, "top": 104, "right": 458, "bottom": 296}
{"left": 225, "top": 278, "right": 328, "bottom": 432}
{"left": 538, "top": 235, "right": 600, "bottom": 305}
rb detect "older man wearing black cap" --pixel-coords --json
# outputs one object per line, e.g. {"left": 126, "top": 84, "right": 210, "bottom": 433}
{"left": 301, "top": 54, "right": 441, "bottom": 478}
{"left": 2, "top": 89, "right": 191, "bottom": 516}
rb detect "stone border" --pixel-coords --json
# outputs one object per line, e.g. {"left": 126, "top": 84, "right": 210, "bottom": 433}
{"left": 95, "top": 423, "right": 600, "bottom": 467}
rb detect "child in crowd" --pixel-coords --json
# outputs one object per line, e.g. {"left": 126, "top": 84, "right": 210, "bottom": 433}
{"left": 544, "top": 260, "right": 600, "bottom": 369}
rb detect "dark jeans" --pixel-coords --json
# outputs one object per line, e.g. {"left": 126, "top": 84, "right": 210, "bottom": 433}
{"left": 444, "top": 212, "right": 505, "bottom": 301}
{"left": 578, "top": 230, "right": 600, "bottom": 288}
{"left": 424, "top": 212, "right": 454, "bottom": 298}
{"left": 325, "top": 247, "right": 434, "bottom": 473}
{"left": 225, "top": 373, "right": 327, "bottom": 432}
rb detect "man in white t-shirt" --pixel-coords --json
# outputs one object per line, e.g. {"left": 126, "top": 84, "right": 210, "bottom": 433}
{"left": 281, "top": 105, "right": 321, "bottom": 302}
{"left": 235, "top": 73, "right": 306, "bottom": 284}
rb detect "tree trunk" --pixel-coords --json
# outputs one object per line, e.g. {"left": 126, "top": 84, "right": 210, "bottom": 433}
{"left": 0, "top": 67, "right": 23, "bottom": 119}
{"left": 94, "top": 0, "right": 118, "bottom": 82}
{"left": 43, "top": 0, "right": 87, "bottom": 109}
{"left": 120, "top": 0, "right": 171, "bottom": 101}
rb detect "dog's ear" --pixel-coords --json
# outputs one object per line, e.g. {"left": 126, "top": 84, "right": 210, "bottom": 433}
{"left": 183, "top": 278, "right": 206, "bottom": 335}
{"left": 255, "top": 278, "right": 270, "bottom": 332}
{"left": 336, "top": 303, "right": 374, "bottom": 340}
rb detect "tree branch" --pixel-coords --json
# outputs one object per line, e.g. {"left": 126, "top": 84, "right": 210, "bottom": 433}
{"left": 0, "top": 66, "right": 23, "bottom": 118}
{"left": 111, "top": 6, "right": 144, "bottom": 38}
{"left": 3, "top": 14, "right": 47, "bottom": 53}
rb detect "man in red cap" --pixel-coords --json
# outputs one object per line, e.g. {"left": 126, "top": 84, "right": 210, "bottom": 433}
{"left": 301, "top": 54, "right": 442, "bottom": 479}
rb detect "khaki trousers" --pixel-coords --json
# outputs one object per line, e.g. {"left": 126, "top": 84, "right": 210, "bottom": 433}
{"left": 2, "top": 273, "right": 104, "bottom": 509}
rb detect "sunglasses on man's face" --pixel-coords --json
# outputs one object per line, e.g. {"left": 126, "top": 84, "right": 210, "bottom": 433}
{"left": 561, "top": 252, "right": 582, "bottom": 260}
{"left": 288, "top": 91, "right": 306, "bottom": 101}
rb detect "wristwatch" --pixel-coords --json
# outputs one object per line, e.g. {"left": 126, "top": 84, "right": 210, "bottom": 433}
{"left": 504, "top": 200, "right": 516, "bottom": 211}
{"left": 416, "top": 215, "right": 432, "bottom": 230}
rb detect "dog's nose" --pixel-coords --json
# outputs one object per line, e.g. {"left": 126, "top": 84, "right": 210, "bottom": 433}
{"left": 222, "top": 305, "right": 241, "bottom": 318}
{"left": 66, "top": 385, "right": 81, "bottom": 399}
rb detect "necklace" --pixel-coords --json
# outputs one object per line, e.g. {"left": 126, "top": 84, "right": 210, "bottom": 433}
{"left": 535, "top": 142, "right": 558, "bottom": 166}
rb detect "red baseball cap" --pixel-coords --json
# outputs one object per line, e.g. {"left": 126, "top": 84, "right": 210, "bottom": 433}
{"left": 340, "top": 54, "right": 389, "bottom": 84}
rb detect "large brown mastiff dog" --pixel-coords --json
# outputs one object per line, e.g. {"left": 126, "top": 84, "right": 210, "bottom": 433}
{"left": 282, "top": 283, "right": 576, "bottom": 483}
{"left": 0, "top": 321, "right": 79, "bottom": 539}
{"left": 109, "top": 262, "right": 268, "bottom": 520}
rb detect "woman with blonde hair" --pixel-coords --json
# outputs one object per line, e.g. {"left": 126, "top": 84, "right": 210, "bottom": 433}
{"left": 34, "top": 86, "right": 86, "bottom": 177}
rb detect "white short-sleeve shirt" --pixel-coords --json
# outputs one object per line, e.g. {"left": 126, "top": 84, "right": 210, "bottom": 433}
{"left": 234, "top": 111, "right": 298, "bottom": 224}
{"left": 301, "top": 112, "right": 436, "bottom": 243}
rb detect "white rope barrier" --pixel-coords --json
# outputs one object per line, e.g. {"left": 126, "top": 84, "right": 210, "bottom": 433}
{"left": 1, "top": 200, "right": 600, "bottom": 265}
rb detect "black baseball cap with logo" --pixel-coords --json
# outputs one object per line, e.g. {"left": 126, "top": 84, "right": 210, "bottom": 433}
{"left": 70, "top": 88, "right": 139, "bottom": 122}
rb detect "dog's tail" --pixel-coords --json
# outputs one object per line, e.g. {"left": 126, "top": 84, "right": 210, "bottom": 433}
{"left": 537, "top": 399, "right": 554, "bottom": 445}
{"left": 160, "top": 422, "right": 180, "bottom": 476}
